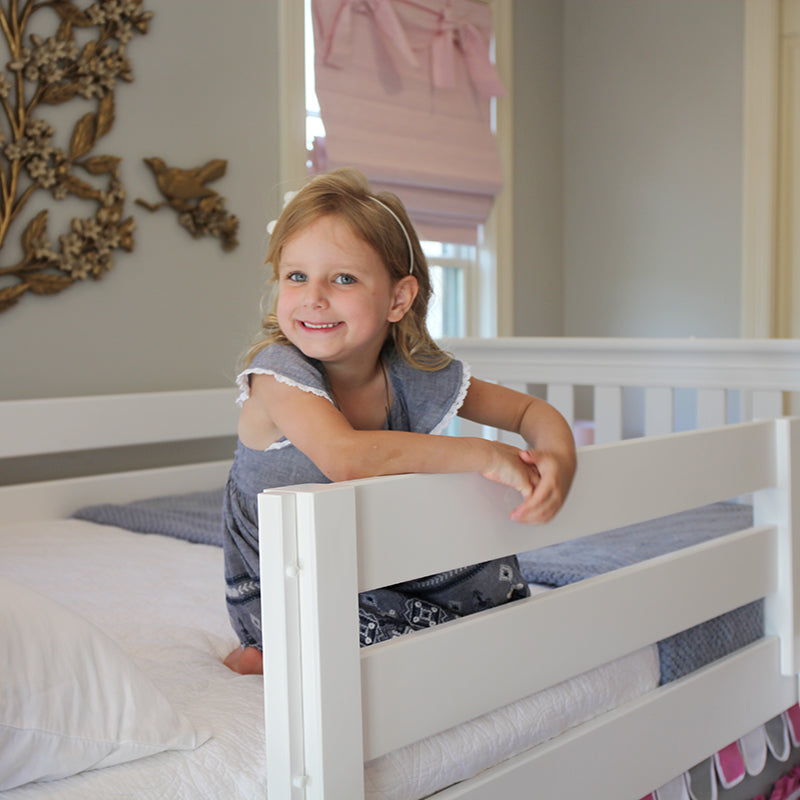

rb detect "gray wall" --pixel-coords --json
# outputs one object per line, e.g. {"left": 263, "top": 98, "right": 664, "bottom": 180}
{"left": 513, "top": 0, "right": 745, "bottom": 338}
{"left": 0, "top": 0, "right": 747, "bottom": 403}
{"left": 0, "top": 1, "right": 280, "bottom": 401}
{"left": 512, "top": 0, "right": 564, "bottom": 337}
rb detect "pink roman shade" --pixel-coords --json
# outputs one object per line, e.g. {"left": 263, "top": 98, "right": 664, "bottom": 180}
{"left": 310, "top": 0, "right": 505, "bottom": 245}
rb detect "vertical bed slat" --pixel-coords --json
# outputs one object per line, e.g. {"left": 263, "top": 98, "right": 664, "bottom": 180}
{"left": 762, "top": 418, "right": 800, "bottom": 674}
{"left": 457, "top": 418, "right": 492, "bottom": 439}
{"left": 644, "top": 386, "right": 674, "bottom": 436}
{"left": 546, "top": 383, "right": 575, "bottom": 426}
{"left": 752, "top": 389, "right": 785, "bottom": 420}
{"left": 697, "top": 388, "right": 727, "bottom": 429}
{"left": 594, "top": 385, "right": 623, "bottom": 443}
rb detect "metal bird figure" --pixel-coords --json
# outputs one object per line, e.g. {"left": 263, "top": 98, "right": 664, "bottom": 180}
{"left": 136, "top": 157, "right": 228, "bottom": 212}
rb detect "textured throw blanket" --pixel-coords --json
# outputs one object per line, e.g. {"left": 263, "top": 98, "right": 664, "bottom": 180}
{"left": 73, "top": 492, "right": 763, "bottom": 684}
{"left": 516, "top": 502, "right": 763, "bottom": 684}
{"left": 72, "top": 488, "right": 225, "bottom": 547}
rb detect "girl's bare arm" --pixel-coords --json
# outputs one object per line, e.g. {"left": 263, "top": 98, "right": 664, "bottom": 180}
{"left": 243, "top": 374, "right": 541, "bottom": 505}
{"left": 458, "top": 378, "right": 577, "bottom": 523}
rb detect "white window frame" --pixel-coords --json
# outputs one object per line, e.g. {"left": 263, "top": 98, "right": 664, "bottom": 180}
{"left": 277, "top": 0, "right": 513, "bottom": 337}
{"left": 424, "top": 243, "right": 474, "bottom": 338}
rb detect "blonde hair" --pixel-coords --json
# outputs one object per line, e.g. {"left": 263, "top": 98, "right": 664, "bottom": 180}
{"left": 242, "top": 168, "right": 451, "bottom": 371}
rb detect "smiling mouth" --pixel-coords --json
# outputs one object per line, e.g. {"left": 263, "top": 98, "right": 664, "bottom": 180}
{"left": 299, "top": 321, "right": 342, "bottom": 331}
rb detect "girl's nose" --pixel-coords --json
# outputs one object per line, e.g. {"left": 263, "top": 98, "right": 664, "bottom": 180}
{"left": 302, "top": 279, "right": 328, "bottom": 308}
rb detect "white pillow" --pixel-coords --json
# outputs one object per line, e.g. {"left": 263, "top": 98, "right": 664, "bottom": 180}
{"left": 0, "top": 576, "right": 208, "bottom": 791}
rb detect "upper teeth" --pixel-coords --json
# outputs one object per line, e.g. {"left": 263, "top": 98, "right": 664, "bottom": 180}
{"left": 304, "top": 322, "right": 337, "bottom": 329}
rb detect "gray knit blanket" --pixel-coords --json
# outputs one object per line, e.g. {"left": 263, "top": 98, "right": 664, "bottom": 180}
{"left": 72, "top": 488, "right": 225, "bottom": 547}
{"left": 73, "top": 492, "right": 763, "bottom": 684}
{"left": 516, "top": 502, "right": 763, "bottom": 684}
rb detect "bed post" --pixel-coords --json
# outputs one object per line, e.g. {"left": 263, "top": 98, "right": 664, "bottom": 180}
{"left": 761, "top": 418, "right": 800, "bottom": 676}
{"left": 261, "top": 484, "right": 365, "bottom": 800}
{"left": 260, "top": 490, "right": 307, "bottom": 799}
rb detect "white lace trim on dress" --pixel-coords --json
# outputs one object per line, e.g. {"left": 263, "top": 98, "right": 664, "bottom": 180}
{"left": 265, "top": 438, "right": 292, "bottom": 452}
{"left": 235, "top": 368, "right": 334, "bottom": 407}
{"left": 236, "top": 367, "right": 334, "bottom": 451}
{"left": 429, "top": 361, "right": 472, "bottom": 435}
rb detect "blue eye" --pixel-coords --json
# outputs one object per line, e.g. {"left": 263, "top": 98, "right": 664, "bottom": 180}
{"left": 286, "top": 272, "right": 307, "bottom": 283}
{"left": 335, "top": 273, "right": 356, "bottom": 285}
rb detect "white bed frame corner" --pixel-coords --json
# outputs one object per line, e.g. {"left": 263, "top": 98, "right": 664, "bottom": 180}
{"left": 260, "top": 337, "right": 800, "bottom": 800}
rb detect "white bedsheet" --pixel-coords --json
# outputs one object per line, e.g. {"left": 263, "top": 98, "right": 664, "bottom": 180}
{"left": 0, "top": 520, "right": 659, "bottom": 800}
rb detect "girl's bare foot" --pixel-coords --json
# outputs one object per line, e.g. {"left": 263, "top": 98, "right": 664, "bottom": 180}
{"left": 224, "top": 646, "right": 263, "bottom": 674}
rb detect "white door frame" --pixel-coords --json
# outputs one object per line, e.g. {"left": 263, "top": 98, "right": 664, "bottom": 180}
{"left": 775, "top": 0, "right": 800, "bottom": 340}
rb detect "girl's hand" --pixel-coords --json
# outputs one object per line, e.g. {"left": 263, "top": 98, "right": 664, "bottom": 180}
{"left": 479, "top": 440, "right": 542, "bottom": 510}
{"left": 510, "top": 448, "right": 576, "bottom": 524}
{"left": 458, "top": 378, "right": 577, "bottom": 524}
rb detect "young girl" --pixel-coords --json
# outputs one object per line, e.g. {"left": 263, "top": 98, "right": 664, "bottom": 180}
{"left": 223, "top": 168, "right": 576, "bottom": 675}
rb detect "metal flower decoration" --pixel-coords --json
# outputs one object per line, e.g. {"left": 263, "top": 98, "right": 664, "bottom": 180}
{"left": 0, "top": 0, "right": 152, "bottom": 313}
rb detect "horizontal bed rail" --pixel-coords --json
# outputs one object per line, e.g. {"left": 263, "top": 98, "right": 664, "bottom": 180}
{"left": 0, "top": 459, "right": 233, "bottom": 523}
{"left": 261, "top": 417, "right": 800, "bottom": 799}
{"left": 350, "top": 421, "right": 777, "bottom": 589}
{"left": 441, "top": 337, "right": 800, "bottom": 443}
{"left": 435, "top": 638, "right": 797, "bottom": 800}
{"left": 0, "top": 388, "right": 239, "bottom": 458}
{"left": 439, "top": 337, "right": 800, "bottom": 391}
{"left": 360, "top": 523, "right": 777, "bottom": 760}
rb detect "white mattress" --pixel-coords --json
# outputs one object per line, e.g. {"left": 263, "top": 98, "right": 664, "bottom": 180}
{"left": 0, "top": 519, "right": 659, "bottom": 800}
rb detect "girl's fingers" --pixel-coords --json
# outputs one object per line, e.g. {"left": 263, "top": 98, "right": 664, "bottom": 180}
{"left": 509, "top": 466, "right": 563, "bottom": 523}
{"left": 510, "top": 494, "right": 556, "bottom": 524}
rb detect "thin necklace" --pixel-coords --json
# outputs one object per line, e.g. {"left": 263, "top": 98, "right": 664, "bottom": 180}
{"left": 327, "top": 362, "right": 392, "bottom": 429}
{"left": 381, "top": 359, "right": 392, "bottom": 430}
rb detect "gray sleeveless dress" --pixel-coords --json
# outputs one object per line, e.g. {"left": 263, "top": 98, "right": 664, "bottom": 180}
{"left": 223, "top": 343, "right": 530, "bottom": 649}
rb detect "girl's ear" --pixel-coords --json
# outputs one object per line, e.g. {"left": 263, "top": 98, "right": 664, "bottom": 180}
{"left": 387, "top": 276, "right": 419, "bottom": 323}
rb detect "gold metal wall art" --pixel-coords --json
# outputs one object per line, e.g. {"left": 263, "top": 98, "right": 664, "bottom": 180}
{"left": 135, "top": 157, "right": 239, "bottom": 252}
{"left": 0, "top": 0, "right": 152, "bottom": 313}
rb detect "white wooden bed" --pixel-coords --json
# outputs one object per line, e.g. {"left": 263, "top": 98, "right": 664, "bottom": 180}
{"left": 1, "top": 337, "right": 800, "bottom": 800}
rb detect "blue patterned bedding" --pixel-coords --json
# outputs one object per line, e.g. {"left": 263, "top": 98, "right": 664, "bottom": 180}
{"left": 72, "top": 488, "right": 225, "bottom": 547}
{"left": 72, "top": 492, "right": 762, "bottom": 684}
{"left": 516, "top": 502, "right": 762, "bottom": 684}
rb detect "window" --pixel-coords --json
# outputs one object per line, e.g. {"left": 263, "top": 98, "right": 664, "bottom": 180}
{"left": 424, "top": 241, "right": 472, "bottom": 338}
{"left": 304, "top": 0, "right": 324, "bottom": 152}
{"left": 288, "top": 0, "right": 510, "bottom": 337}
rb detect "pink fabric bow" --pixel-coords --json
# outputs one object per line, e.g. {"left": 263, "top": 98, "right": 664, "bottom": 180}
{"left": 324, "top": 0, "right": 418, "bottom": 68}
{"left": 431, "top": 2, "right": 505, "bottom": 97}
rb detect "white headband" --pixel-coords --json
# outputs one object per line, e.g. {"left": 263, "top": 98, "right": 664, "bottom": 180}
{"left": 368, "top": 196, "right": 414, "bottom": 276}
{"left": 266, "top": 190, "right": 415, "bottom": 276}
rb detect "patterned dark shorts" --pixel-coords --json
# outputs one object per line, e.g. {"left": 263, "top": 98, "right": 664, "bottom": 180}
{"left": 358, "top": 555, "right": 530, "bottom": 646}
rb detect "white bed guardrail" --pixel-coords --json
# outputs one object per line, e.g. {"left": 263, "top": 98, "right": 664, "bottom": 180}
{"left": 440, "top": 337, "right": 800, "bottom": 444}
{"left": 261, "top": 417, "right": 800, "bottom": 800}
